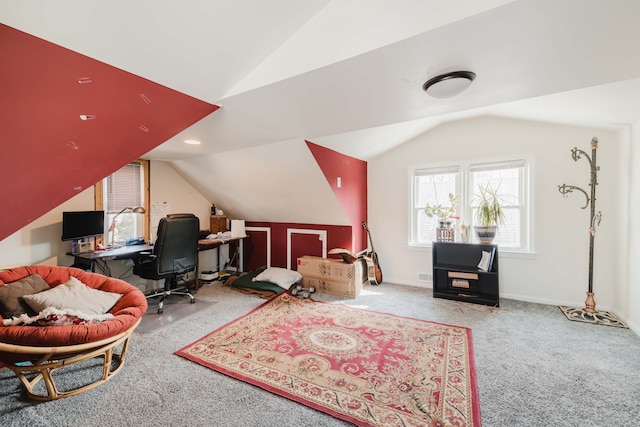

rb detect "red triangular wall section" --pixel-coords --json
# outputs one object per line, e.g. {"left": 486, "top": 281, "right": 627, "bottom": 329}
{"left": 305, "top": 141, "right": 368, "bottom": 253}
{"left": 0, "top": 24, "right": 219, "bottom": 242}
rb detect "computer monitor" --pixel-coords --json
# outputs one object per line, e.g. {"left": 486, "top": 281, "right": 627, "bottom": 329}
{"left": 61, "top": 210, "right": 105, "bottom": 241}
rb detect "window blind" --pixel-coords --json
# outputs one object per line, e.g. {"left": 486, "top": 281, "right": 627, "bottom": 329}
{"left": 105, "top": 163, "right": 142, "bottom": 213}
{"left": 468, "top": 160, "right": 526, "bottom": 173}
{"left": 414, "top": 165, "right": 460, "bottom": 176}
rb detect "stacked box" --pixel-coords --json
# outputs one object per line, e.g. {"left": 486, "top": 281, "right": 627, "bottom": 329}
{"left": 209, "top": 215, "right": 227, "bottom": 233}
{"left": 297, "top": 256, "right": 366, "bottom": 298}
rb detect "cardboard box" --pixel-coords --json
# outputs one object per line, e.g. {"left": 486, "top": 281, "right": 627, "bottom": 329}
{"left": 301, "top": 276, "right": 362, "bottom": 298}
{"left": 296, "top": 256, "right": 360, "bottom": 281}
{"left": 297, "top": 256, "right": 367, "bottom": 298}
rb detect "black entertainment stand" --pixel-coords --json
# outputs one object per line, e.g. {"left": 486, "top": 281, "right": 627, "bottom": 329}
{"left": 432, "top": 242, "right": 499, "bottom": 306}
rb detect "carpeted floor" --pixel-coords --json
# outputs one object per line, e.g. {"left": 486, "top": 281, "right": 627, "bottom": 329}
{"left": 1, "top": 281, "right": 639, "bottom": 426}
{"left": 177, "top": 292, "right": 480, "bottom": 426}
{"left": 137, "top": 294, "right": 218, "bottom": 334}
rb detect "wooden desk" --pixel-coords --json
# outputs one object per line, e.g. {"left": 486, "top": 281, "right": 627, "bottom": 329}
{"left": 196, "top": 236, "right": 246, "bottom": 289}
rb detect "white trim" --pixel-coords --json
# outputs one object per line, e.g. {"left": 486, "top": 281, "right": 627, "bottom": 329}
{"left": 409, "top": 156, "right": 533, "bottom": 251}
{"left": 245, "top": 226, "right": 271, "bottom": 268}
{"left": 286, "top": 228, "right": 327, "bottom": 269}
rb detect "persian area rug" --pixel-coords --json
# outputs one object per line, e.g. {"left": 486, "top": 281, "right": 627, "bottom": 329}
{"left": 176, "top": 293, "right": 481, "bottom": 427}
{"left": 559, "top": 306, "right": 628, "bottom": 328}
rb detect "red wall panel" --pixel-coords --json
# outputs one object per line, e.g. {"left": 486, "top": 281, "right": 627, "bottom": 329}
{"left": 305, "top": 141, "right": 368, "bottom": 252}
{"left": 244, "top": 222, "right": 353, "bottom": 271}
{"left": 244, "top": 228, "right": 269, "bottom": 269}
{"left": 289, "top": 232, "right": 324, "bottom": 269}
{"left": 0, "top": 24, "right": 218, "bottom": 242}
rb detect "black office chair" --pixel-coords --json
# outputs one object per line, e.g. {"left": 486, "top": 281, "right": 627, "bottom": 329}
{"left": 134, "top": 213, "right": 200, "bottom": 314}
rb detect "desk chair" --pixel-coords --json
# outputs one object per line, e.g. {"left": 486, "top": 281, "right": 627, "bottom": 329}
{"left": 133, "top": 213, "right": 200, "bottom": 314}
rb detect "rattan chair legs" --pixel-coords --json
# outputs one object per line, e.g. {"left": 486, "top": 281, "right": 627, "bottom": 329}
{"left": 0, "top": 319, "right": 140, "bottom": 401}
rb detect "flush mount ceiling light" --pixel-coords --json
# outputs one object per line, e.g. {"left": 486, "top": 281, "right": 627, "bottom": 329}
{"left": 423, "top": 71, "right": 476, "bottom": 98}
{"left": 184, "top": 139, "right": 201, "bottom": 145}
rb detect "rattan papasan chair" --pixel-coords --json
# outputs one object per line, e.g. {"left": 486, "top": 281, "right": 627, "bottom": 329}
{"left": 0, "top": 265, "right": 148, "bottom": 400}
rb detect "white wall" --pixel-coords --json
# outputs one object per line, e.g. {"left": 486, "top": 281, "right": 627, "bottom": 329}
{"left": 0, "top": 188, "right": 95, "bottom": 268}
{"left": 0, "top": 161, "right": 212, "bottom": 277}
{"left": 149, "top": 161, "right": 212, "bottom": 239}
{"left": 624, "top": 122, "right": 640, "bottom": 331}
{"left": 369, "top": 116, "right": 628, "bottom": 312}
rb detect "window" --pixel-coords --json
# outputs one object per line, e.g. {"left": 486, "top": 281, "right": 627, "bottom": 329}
{"left": 95, "top": 160, "right": 149, "bottom": 246}
{"left": 410, "top": 159, "right": 530, "bottom": 251}
{"left": 412, "top": 166, "right": 459, "bottom": 245}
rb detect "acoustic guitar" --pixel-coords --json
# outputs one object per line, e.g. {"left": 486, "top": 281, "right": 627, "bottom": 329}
{"left": 362, "top": 221, "right": 383, "bottom": 285}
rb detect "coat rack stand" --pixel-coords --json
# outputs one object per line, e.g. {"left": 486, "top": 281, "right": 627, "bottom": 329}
{"left": 557, "top": 138, "right": 626, "bottom": 328}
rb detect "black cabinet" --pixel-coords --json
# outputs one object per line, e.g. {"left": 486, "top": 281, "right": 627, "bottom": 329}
{"left": 432, "top": 242, "right": 499, "bottom": 306}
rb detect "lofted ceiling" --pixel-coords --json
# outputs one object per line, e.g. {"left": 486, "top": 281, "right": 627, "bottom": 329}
{"left": 0, "top": 23, "right": 217, "bottom": 242}
{"left": 2, "top": 0, "right": 640, "bottom": 228}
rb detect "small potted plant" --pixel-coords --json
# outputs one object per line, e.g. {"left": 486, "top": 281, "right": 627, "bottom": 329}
{"left": 424, "top": 193, "right": 459, "bottom": 226}
{"left": 473, "top": 183, "right": 505, "bottom": 243}
{"left": 425, "top": 193, "right": 459, "bottom": 241}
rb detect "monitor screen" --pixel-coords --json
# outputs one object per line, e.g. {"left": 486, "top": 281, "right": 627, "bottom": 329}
{"left": 61, "top": 210, "right": 105, "bottom": 241}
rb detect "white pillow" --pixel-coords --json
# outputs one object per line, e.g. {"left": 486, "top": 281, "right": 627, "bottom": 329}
{"left": 23, "top": 277, "right": 123, "bottom": 316}
{"left": 253, "top": 267, "right": 302, "bottom": 288}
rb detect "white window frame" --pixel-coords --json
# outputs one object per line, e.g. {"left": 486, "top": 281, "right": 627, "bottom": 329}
{"left": 410, "top": 165, "right": 461, "bottom": 246}
{"left": 409, "top": 157, "right": 532, "bottom": 253}
{"left": 95, "top": 160, "right": 150, "bottom": 246}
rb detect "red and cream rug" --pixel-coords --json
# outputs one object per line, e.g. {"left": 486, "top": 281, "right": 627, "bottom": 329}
{"left": 176, "top": 293, "right": 481, "bottom": 426}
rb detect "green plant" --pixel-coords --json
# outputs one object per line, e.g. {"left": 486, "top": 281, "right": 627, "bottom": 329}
{"left": 474, "top": 183, "right": 505, "bottom": 227}
{"left": 424, "top": 193, "right": 459, "bottom": 222}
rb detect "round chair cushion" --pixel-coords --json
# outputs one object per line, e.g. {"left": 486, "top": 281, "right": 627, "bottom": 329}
{"left": 0, "top": 266, "right": 147, "bottom": 361}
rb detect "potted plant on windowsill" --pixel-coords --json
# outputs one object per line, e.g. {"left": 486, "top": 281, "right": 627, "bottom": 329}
{"left": 474, "top": 183, "right": 505, "bottom": 244}
{"left": 425, "top": 193, "right": 459, "bottom": 241}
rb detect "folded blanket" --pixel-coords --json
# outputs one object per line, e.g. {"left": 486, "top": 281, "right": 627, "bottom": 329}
{"left": 3, "top": 307, "right": 114, "bottom": 326}
{"left": 228, "top": 269, "right": 284, "bottom": 293}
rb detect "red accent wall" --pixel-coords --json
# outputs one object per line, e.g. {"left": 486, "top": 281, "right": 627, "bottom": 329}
{"left": 0, "top": 24, "right": 219, "bottom": 242}
{"left": 305, "top": 141, "right": 368, "bottom": 252}
{"left": 244, "top": 222, "right": 353, "bottom": 271}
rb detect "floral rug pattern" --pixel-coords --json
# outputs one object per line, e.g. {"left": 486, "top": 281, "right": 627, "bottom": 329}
{"left": 176, "top": 293, "right": 480, "bottom": 426}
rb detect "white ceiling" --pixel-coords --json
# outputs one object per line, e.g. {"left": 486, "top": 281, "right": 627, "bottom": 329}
{"left": 3, "top": 0, "right": 640, "bottom": 163}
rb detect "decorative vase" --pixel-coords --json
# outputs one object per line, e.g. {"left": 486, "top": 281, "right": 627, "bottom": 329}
{"left": 459, "top": 222, "right": 470, "bottom": 243}
{"left": 474, "top": 225, "right": 497, "bottom": 244}
{"left": 437, "top": 220, "right": 455, "bottom": 242}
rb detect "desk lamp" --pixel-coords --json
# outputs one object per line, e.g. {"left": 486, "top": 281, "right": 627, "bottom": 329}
{"left": 109, "top": 206, "right": 146, "bottom": 247}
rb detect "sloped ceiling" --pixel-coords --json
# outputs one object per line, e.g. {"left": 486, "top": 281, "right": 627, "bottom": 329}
{"left": 0, "top": 24, "right": 217, "bottom": 242}
{"left": 172, "top": 139, "right": 348, "bottom": 225}
{"left": 2, "top": 0, "right": 640, "bottom": 231}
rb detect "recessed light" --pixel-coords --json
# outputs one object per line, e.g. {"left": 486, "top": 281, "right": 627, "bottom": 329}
{"left": 184, "top": 139, "right": 201, "bottom": 145}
